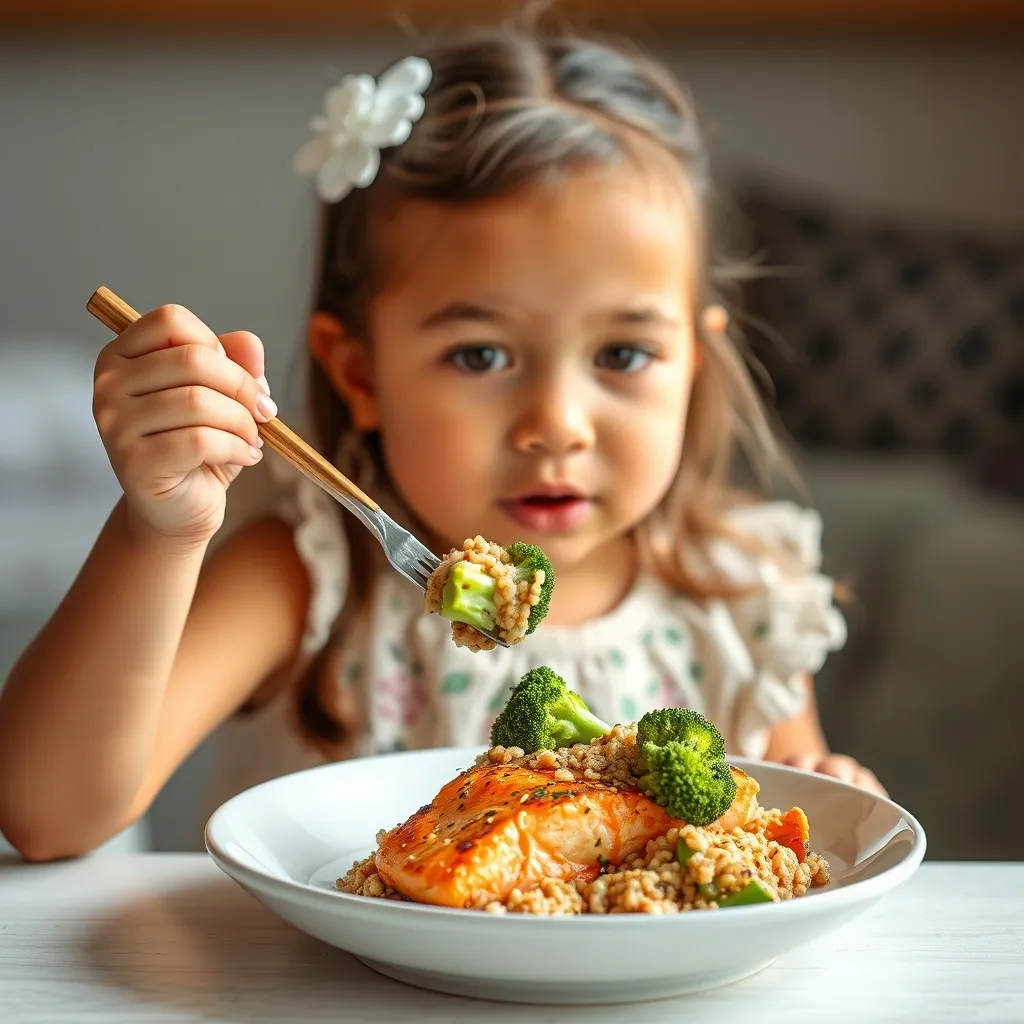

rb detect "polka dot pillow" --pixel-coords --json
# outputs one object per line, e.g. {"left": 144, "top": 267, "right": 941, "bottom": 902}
{"left": 735, "top": 180, "right": 1024, "bottom": 459}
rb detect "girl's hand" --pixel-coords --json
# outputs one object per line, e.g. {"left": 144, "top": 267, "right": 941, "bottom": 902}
{"left": 781, "top": 753, "right": 887, "bottom": 797}
{"left": 93, "top": 304, "right": 277, "bottom": 544}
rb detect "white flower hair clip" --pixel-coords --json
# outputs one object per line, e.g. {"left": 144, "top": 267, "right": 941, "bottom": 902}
{"left": 293, "top": 56, "right": 432, "bottom": 203}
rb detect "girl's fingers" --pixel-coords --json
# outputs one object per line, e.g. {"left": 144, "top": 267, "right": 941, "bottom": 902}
{"left": 129, "top": 427, "right": 262, "bottom": 484}
{"left": 218, "top": 330, "right": 268, "bottom": 394}
{"left": 813, "top": 755, "right": 888, "bottom": 796}
{"left": 780, "top": 752, "right": 886, "bottom": 796}
{"left": 128, "top": 387, "right": 263, "bottom": 447}
{"left": 812, "top": 755, "right": 858, "bottom": 783}
{"left": 102, "top": 346, "right": 276, "bottom": 423}
{"left": 853, "top": 767, "right": 888, "bottom": 798}
{"left": 103, "top": 304, "right": 221, "bottom": 360}
{"left": 781, "top": 754, "right": 818, "bottom": 771}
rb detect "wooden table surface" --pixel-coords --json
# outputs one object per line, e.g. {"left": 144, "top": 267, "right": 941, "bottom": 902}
{"left": 1, "top": 855, "right": 1022, "bottom": 1022}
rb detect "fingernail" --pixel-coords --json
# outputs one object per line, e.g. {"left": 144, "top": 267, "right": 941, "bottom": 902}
{"left": 255, "top": 393, "right": 278, "bottom": 421}
{"left": 257, "top": 375, "right": 271, "bottom": 395}
{"left": 249, "top": 445, "right": 263, "bottom": 461}
{"left": 256, "top": 436, "right": 264, "bottom": 447}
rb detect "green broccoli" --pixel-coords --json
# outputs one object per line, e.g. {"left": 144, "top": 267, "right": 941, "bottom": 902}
{"left": 440, "top": 542, "right": 554, "bottom": 638}
{"left": 490, "top": 666, "right": 611, "bottom": 752}
{"left": 441, "top": 561, "right": 498, "bottom": 631}
{"left": 505, "top": 542, "right": 554, "bottom": 635}
{"left": 636, "top": 708, "right": 736, "bottom": 826}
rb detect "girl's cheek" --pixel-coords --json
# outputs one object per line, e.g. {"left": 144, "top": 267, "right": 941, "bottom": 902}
{"left": 630, "top": 416, "right": 686, "bottom": 509}
{"left": 379, "top": 399, "right": 493, "bottom": 503}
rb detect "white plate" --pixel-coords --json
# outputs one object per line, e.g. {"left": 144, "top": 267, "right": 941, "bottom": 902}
{"left": 205, "top": 747, "right": 925, "bottom": 1005}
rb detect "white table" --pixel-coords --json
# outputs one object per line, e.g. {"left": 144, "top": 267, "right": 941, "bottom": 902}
{"left": 0, "top": 855, "right": 1021, "bottom": 1022}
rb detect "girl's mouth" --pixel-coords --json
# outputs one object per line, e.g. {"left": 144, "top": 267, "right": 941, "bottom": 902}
{"left": 497, "top": 493, "right": 594, "bottom": 533}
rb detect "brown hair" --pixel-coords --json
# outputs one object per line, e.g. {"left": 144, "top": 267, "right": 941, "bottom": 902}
{"left": 295, "top": 18, "right": 787, "bottom": 753}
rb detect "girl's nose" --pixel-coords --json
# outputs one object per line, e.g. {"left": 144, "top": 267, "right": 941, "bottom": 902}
{"left": 510, "top": 378, "right": 597, "bottom": 456}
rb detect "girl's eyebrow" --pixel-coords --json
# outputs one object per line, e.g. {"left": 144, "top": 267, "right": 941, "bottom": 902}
{"left": 419, "top": 302, "right": 504, "bottom": 330}
{"left": 604, "top": 306, "right": 680, "bottom": 328}
{"left": 417, "top": 302, "right": 680, "bottom": 331}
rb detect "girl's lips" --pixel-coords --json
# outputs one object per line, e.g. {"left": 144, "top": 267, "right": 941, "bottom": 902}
{"left": 497, "top": 496, "right": 595, "bottom": 533}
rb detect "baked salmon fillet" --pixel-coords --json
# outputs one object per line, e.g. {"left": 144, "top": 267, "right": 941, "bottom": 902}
{"left": 375, "top": 761, "right": 681, "bottom": 909}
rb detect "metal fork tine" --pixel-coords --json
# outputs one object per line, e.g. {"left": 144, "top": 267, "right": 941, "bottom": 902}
{"left": 412, "top": 565, "right": 434, "bottom": 588}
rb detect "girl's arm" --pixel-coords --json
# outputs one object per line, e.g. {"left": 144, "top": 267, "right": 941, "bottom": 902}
{"left": 0, "top": 508, "right": 309, "bottom": 860}
{"left": 0, "top": 302, "right": 314, "bottom": 860}
{"left": 762, "top": 675, "right": 886, "bottom": 795}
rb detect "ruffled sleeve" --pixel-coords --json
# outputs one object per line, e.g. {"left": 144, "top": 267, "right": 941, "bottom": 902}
{"left": 268, "top": 455, "right": 349, "bottom": 657}
{"left": 699, "top": 502, "right": 847, "bottom": 756}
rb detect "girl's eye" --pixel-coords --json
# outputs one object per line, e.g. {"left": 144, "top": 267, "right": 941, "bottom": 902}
{"left": 596, "top": 345, "right": 654, "bottom": 373}
{"left": 448, "top": 345, "right": 510, "bottom": 373}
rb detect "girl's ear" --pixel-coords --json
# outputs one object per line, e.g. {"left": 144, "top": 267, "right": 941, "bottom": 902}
{"left": 696, "top": 303, "right": 729, "bottom": 371}
{"left": 308, "top": 311, "right": 380, "bottom": 432}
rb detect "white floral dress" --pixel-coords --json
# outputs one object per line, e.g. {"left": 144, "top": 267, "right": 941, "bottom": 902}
{"left": 206, "top": 473, "right": 847, "bottom": 811}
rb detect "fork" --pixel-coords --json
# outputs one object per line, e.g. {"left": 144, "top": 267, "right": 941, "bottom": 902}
{"left": 86, "top": 286, "right": 510, "bottom": 649}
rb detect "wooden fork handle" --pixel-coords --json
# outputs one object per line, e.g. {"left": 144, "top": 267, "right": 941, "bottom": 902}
{"left": 86, "top": 286, "right": 379, "bottom": 512}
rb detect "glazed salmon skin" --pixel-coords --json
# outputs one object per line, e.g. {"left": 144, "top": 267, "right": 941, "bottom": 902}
{"left": 375, "top": 762, "right": 680, "bottom": 909}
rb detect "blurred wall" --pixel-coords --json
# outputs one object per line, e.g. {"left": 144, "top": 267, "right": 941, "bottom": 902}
{"left": 1, "top": 33, "right": 1022, "bottom": 388}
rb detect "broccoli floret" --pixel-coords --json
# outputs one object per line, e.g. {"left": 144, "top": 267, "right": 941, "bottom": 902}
{"left": 505, "top": 542, "right": 554, "bottom": 635}
{"left": 490, "top": 666, "right": 610, "bottom": 752}
{"left": 638, "top": 707, "right": 727, "bottom": 761}
{"left": 441, "top": 561, "right": 498, "bottom": 632}
{"left": 438, "top": 541, "right": 554, "bottom": 640}
{"left": 636, "top": 708, "right": 736, "bottom": 826}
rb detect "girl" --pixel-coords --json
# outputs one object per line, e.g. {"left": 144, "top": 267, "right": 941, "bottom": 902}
{"left": 0, "top": 21, "right": 881, "bottom": 861}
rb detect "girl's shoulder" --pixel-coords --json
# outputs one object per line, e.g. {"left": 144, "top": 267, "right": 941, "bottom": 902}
{"left": 668, "top": 500, "right": 847, "bottom": 749}
{"left": 709, "top": 500, "right": 830, "bottom": 584}
{"left": 675, "top": 499, "right": 845, "bottom": 660}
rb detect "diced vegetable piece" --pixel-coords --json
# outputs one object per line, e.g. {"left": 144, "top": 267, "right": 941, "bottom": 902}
{"left": 717, "top": 878, "right": 775, "bottom": 907}
{"left": 675, "top": 839, "right": 695, "bottom": 868}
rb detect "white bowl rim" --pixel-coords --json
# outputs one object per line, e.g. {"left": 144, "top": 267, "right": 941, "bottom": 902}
{"left": 205, "top": 746, "right": 927, "bottom": 925}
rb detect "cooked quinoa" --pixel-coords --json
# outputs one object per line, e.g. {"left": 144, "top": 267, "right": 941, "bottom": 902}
{"left": 337, "top": 725, "right": 830, "bottom": 914}
{"left": 423, "top": 536, "right": 545, "bottom": 652}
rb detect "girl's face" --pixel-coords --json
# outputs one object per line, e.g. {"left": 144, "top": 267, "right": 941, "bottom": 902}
{"left": 339, "top": 164, "right": 698, "bottom": 572}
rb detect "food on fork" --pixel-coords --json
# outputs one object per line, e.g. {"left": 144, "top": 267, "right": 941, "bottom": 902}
{"left": 337, "top": 669, "right": 831, "bottom": 914}
{"left": 424, "top": 536, "right": 553, "bottom": 651}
